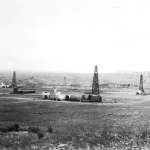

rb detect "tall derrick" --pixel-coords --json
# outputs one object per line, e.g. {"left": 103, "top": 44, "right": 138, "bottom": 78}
{"left": 12, "top": 71, "right": 18, "bottom": 93}
{"left": 87, "top": 65, "right": 102, "bottom": 102}
{"left": 92, "top": 65, "right": 100, "bottom": 95}
{"left": 139, "top": 74, "right": 144, "bottom": 93}
{"left": 64, "top": 76, "right": 67, "bottom": 86}
{"left": 136, "top": 73, "right": 145, "bottom": 95}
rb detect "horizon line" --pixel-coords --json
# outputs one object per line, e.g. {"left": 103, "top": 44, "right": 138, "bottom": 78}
{"left": 0, "top": 69, "right": 149, "bottom": 74}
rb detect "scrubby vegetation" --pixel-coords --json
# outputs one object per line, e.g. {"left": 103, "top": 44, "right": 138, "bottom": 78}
{"left": 28, "top": 126, "right": 40, "bottom": 133}
{"left": 1, "top": 124, "right": 150, "bottom": 149}
{"left": 1, "top": 88, "right": 150, "bottom": 149}
{"left": 0, "top": 123, "right": 20, "bottom": 132}
{"left": 47, "top": 125, "right": 53, "bottom": 133}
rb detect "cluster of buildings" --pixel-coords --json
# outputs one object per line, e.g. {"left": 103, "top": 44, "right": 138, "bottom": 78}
{"left": 40, "top": 66, "right": 147, "bottom": 102}
{"left": 42, "top": 65, "right": 102, "bottom": 102}
{"left": 0, "top": 82, "right": 11, "bottom": 88}
{"left": 42, "top": 88, "right": 65, "bottom": 100}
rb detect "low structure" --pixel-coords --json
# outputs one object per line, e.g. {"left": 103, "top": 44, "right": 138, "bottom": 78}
{"left": 0, "top": 82, "right": 10, "bottom": 88}
{"left": 66, "top": 95, "right": 81, "bottom": 102}
{"left": 42, "top": 91, "right": 50, "bottom": 99}
{"left": 81, "top": 94, "right": 102, "bottom": 102}
{"left": 42, "top": 88, "right": 65, "bottom": 100}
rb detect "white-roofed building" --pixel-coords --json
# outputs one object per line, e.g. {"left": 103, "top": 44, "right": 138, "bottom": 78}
{"left": 42, "top": 88, "right": 65, "bottom": 100}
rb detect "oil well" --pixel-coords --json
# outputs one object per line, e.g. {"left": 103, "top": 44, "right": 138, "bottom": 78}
{"left": 136, "top": 74, "right": 145, "bottom": 95}
{"left": 11, "top": 71, "right": 36, "bottom": 94}
{"left": 12, "top": 71, "right": 18, "bottom": 93}
{"left": 81, "top": 65, "right": 102, "bottom": 102}
{"left": 41, "top": 65, "right": 102, "bottom": 102}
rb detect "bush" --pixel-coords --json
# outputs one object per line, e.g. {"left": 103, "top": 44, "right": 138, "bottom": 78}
{"left": 37, "top": 132, "right": 44, "bottom": 139}
{"left": 0, "top": 127, "right": 8, "bottom": 133}
{"left": 0, "top": 123, "right": 20, "bottom": 132}
{"left": 7, "top": 123, "right": 20, "bottom": 132}
{"left": 28, "top": 126, "right": 40, "bottom": 133}
{"left": 47, "top": 125, "right": 53, "bottom": 133}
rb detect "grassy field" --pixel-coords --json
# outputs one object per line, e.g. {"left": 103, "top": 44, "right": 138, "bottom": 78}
{"left": 1, "top": 88, "right": 150, "bottom": 149}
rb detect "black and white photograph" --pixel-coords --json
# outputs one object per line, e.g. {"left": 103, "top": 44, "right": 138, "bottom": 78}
{"left": 1, "top": 0, "right": 150, "bottom": 149}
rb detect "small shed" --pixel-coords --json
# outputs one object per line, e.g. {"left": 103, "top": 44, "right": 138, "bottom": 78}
{"left": 42, "top": 88, "right": 65, "bottom": 100}
{"left": 42, "top": 91, "right": 50, "bottom": 99}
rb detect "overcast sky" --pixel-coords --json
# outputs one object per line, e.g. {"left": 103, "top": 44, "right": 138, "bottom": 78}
{"left": 0, "top": 0, "right": 150, "bottom": 73}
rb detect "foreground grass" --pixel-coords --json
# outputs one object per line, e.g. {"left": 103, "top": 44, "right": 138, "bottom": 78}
{"left": 1, "top": 125, "right": 150, "bottom": 149}
{"left": 1, "top": 97, "right": 150, "bottom": 149}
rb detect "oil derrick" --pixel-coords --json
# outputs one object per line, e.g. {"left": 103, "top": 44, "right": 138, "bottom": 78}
{"left": 139, "top": 74, "right": 144, "bottom": 92}
{"left": 64, "top": 76, "right": 67, "bottom": 86}
{"left": 12, "top": 71, "right": 18, "bottom": 93}
{"left": 136, "top": 74, "right": 145, "bottom": 95}
{"left": 89, "top": 65, "right": 102, "bottom": 102}
{"left": 92, "top": 65, "right": 100, "bottom": 95}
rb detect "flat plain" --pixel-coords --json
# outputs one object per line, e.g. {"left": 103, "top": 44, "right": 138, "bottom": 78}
{"left": 0, "top": 72, "right": 150, "bottom": 149}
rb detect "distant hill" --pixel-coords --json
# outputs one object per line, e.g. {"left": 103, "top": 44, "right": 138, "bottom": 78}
{"left": 0, "top": 71, "right": 150, "bottom": 88}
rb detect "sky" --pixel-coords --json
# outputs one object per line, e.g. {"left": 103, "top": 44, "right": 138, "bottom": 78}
{"left": 0, "top": 0, "right": 150, "bottom": 73}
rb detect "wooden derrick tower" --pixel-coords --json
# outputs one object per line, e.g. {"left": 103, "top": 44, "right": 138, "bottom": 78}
{"left": 64, "top": 76, "right": 67, "bottom": 86}
{"left": 79, "top": 65, "right": 102, "bottom": 102}
{"left": 11, "top": 71, "right": 35, "bottom": 94}
{"left": 86, "top": 65, "right": 102, "bottom": 102}
{"left": 92, "top": 65, "right": 100, "bottom": 95}
{"left": 136, "top": 73, "right": 145, "bottom": 95}
{"left": 12, "top": 71, "right": 18, "bottom": 93}
{"left": 139, "top": 74, "right": 144, "bottom": 93}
